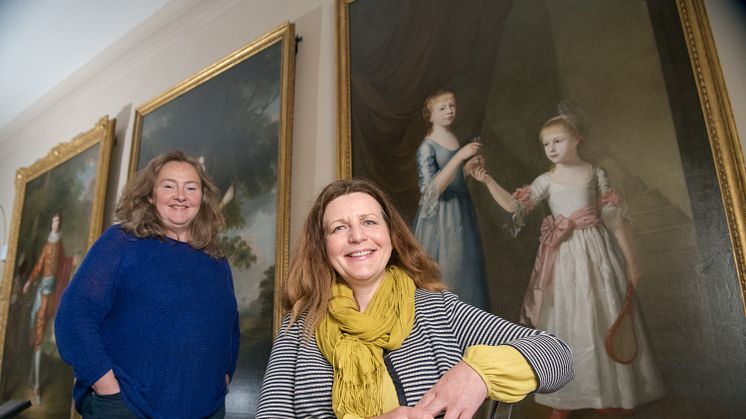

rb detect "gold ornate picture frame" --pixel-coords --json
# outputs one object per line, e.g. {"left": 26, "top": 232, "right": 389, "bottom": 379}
{"left": 678, "top": 0, "right": 746, "bottom": 307}
{"left": 0, "top": 116, "right": 115, "bottom": 418}
{"left": 337, "top": 0, "right": 744, "bottom": 416}
{"left": 129, "top": 22, "right": 295, "bottom": 417}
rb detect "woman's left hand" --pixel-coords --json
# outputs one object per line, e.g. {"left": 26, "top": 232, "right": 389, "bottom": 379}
{"left": 415, "top": 361, "right": 487, "bottom": 418}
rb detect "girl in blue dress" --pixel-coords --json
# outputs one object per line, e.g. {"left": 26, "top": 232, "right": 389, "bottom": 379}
{"left": 411, "top": 89, "right": 489, "bottom": 309}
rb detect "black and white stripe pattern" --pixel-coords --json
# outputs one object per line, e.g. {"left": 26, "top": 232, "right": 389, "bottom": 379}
{"left": 256, "top": 289, "right": 574, "bottom": 418}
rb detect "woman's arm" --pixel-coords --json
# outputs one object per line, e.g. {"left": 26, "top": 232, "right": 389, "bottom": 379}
{"left": 412, "top": 293, "right": 572, "bottom": 416}
{"left": 224, "top": 263, "right": 240, "bottom": 383}
{"left": 54, "top": 227, "right": 122, "bottom": 390}
{"left": 445, "top": 293, "right": 574, "bottom": 393}
{"left": 256, "top": 315, "right": 301, "bottom": 418}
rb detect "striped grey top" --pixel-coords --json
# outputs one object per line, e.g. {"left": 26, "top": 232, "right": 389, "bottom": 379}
{"left": 256, "top": 289, "right": 574, "bottom": 418}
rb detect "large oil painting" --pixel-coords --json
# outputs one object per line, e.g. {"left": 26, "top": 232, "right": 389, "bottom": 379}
{"left": 337, "top": 0, "right": 745, "bottom": 417}
{"left": 129, "top": 22, "right": 295, "bottom": 418}
{"left": 0, "top": 116, "right": 115, "bottom": 419}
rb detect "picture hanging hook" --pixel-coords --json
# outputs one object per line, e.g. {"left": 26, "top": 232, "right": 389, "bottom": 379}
{"left": 294, "top": 35, "right": 303, "bottom": 55}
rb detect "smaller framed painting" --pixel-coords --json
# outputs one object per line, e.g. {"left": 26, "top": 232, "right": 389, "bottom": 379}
{"left": 0, "top": 116, "right": 115, "bottom": 419}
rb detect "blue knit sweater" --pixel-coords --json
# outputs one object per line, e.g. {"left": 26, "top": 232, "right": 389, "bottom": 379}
{"left": 55, "top": 225, "right": 239, "bottom": 418}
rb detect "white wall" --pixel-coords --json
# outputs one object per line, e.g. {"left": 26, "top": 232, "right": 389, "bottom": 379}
{"left": 0, "top": 0, "right": 743, "bottom": 279}
{"left": 0, "top": 0, "right": 338, "bottom": 271}
{"left": 0, "top": 0, "right": 170, "bottom": 128}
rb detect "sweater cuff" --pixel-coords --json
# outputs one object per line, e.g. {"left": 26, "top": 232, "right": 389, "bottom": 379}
{"left": 463, "top": 345, "right": 538, "bottom": 403}
{"left": 76, "top": 362, "right": 115, "bottom": 389}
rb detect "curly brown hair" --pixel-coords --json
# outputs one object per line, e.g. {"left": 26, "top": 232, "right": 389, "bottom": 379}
{"left": 284, "top": 177, "right": 444, "bottom": 335}
{"left": 114, "top": 150, "right": 225, "bottom": 258}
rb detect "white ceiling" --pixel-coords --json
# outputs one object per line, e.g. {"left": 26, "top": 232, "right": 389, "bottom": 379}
{"left": 0, "top": 0, "right": 170, "bottom": 131}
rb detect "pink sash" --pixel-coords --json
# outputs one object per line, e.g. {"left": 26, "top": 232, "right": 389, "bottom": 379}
{"left": 520, "top": 206, "right": 600, "bottom": 326}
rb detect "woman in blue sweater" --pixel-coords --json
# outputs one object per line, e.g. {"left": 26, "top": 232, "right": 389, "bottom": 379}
{"left": 257, "top": 178, "right": 573, "bottom": 418}
{"left": 55, "top": 150, "right": 239, "bottom": 419}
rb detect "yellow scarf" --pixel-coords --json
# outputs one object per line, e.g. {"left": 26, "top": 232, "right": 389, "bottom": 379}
{"left": 316, "top": 266, "right": 415, "bottom": 418}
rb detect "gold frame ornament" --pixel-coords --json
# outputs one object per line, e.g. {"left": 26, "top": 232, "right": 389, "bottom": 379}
{"left": 0, "top": 116, "right": 115, "bottom": 417}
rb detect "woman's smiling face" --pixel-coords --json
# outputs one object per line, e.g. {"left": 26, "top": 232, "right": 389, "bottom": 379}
{"left": 150, "top": 161, "right": 202, "bottom": 241}
{"left": 323, "top": 192, "right": 393, "bottom": 292}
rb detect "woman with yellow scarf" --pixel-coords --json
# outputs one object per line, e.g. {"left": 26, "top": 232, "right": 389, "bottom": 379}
{"left": 257, "top": 178, "right": 574, "bottom": 418}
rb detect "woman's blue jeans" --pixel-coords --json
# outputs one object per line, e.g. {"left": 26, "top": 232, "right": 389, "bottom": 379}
{"left": 80, "top": 392, "right": 225, "bottom": 419}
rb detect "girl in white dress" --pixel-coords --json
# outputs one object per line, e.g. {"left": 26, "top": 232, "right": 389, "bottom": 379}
{"left": 472, "top": 110, "right": 663, "bottom": 418}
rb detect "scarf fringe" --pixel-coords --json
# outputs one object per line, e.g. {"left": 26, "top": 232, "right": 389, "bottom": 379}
{"left": 317, "top": 266, "right": 415, "bottom": 418}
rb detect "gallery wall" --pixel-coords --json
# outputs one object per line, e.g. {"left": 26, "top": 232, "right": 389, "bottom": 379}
{"left": 0, "top": 0, "right": 336, "bottom": 260}
{"left": 0, "top": 0, "right": 743, "bottom": 416}
{"left": 0, "top": 0, "right": 743, "bottom": 268}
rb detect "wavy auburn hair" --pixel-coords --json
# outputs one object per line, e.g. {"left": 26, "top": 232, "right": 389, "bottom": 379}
{"left": 114, "top": 150, "right": 225, "bottom": 258}
{"left": 284, "top": 178, "right": 444, "bottom": 335}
